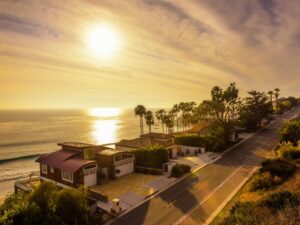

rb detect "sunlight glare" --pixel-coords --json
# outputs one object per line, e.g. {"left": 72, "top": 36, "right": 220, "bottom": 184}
{"left": 89, "top": 108, "right": 121, "bottom": 118}
{"left": 86, "top": 24, "right": 120, "bottom": 57}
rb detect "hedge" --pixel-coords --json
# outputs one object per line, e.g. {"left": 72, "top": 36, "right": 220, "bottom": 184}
{"left": 133, "top": 145, "right": 169, "bottom": 169}
{"left": 171, "top": 164, "right": 191, "bottom": 178}
{"left": 174, "top": 135, "right": 207, "bottom": 147}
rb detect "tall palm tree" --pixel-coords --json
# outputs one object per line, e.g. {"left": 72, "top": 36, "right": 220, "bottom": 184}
{"left": 165, "top": 114, "right": 174, "bottom": 134}
{"left": 144, "top": 110, "right": 154, "bottom": 133}
{"left": 178, "top": 102, "right": 186, "bottom": 131}
{"left": 134, "top": 105, "right": 146, "bottom": 135}
{"left": 267, "top": 90, "right": 274, "bottom": 112}
{"left": 170, "top": 104, "right": 179, "bottom": 132}
{"left": 274, "top": 88, "right": 280, "bottom": 114}
{"left": 155, "top": 109, "right": 166, "bottom": 133}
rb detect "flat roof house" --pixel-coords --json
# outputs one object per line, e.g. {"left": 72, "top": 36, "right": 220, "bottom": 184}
{"left": 36, "top": 142, "right": 134, "bottom": 188}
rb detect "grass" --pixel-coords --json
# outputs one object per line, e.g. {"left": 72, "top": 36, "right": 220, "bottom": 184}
{"left": 212, "top": 154, "right": 300, "bottom": 224}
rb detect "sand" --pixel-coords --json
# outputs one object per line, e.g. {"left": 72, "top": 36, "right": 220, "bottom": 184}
{"left": 0, "top": 180, "right": 15, "bottom": 204}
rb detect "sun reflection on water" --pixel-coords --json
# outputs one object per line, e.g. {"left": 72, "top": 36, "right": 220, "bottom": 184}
{"left": 88, "top": 108, "right": 121, "bottom": 145}
{"left": 91, "top": 119, "right": 118, "bottom": 145}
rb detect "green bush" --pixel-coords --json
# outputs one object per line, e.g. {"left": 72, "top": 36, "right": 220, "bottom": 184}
{"left": 174, "top": 135, "right": 206, "bottom": 147}
{"left": 281, "top": 149, "right": 300, "bottom": 160}
{"left": 133, "top": 145, "right": 169, "bottom": 169}
{"left": 248, "top": 172, "right": 273, "bottom": 191}
{"left": 259, "top": 191, "right": 300, "bottom": 211}
{"left": 260, "top": 158, "right": 295, "bottom": 179}
{"left": 0, "top": 182, "right": 91, "bottom": 225}
{"left": 171, "top": 164, "right": 191, "bottom": 178}
{"left": 219, "top": 201, "right": 262, "bottom": 225}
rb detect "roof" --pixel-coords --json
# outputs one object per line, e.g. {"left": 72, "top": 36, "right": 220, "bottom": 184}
{"left": 57, "top": 142, "right": 109, "bottom": 152}
{"left": 140, "top": 132, "right": 173, "bottom": 139}
{"left": 97, "top": 149, "right": 133, "bottom": 156}
{"left": 188, "top": 121, "right": 211, "bottom": 133}
{"left": 116, "top": 137, "right": 173, "bottom": 149}
{"left": 36, "top": 150, "right": 96, "bottom": 172}
{"left": 58, "top": 158, "right": 96, "bottom": 173}
{"left": 175, "top": 121, "right": 211, "bottom": 135}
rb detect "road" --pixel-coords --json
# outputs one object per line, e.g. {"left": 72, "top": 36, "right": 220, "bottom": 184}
{"left": 110, "top": 107, "right": 300, "bottom": 225}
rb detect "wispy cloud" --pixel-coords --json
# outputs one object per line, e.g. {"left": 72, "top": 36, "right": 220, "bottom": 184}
{"left": 0, "top": 0, "right": 300, "bottom": 109}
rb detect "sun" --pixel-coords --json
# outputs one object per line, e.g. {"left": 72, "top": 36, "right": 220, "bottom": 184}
{"left": 86, "top": 24, "right": 120, "bottom": 57}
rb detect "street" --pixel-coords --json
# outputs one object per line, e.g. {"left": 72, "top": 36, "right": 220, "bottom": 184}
{"left": 110, "top": 107, "right": 300, "bottom": 225}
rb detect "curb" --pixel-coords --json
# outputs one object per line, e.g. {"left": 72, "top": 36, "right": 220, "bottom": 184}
{"left": 106, "top": 109, "right": 298, "bottom": 225}
{"left": 106, "top": 128, "right": 264, "bottom": 225}
{"left": 204, "top": 167, "right": 259, "bottom": 225}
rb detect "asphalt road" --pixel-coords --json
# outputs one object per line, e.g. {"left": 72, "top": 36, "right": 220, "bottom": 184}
{"left": 110, "top": 107, "right": 300, "bottom": 225}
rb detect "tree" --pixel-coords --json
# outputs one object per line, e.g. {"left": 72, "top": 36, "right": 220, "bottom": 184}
{"left": 163, "top": 113, "right": 174, "bottom": 134}
{"left": 199, "top": 83, "right": 239, "bottom": 142}
{"left": 155, "top": 109, "right": 166, "bottom": 133}
{"left": 134, "top": 105, "right": 146, "bottom": 135}
{"left": 240, "top": 91, "right": 272, "bottom": 130}
{"left": 274, "top": 88, "right": 280, "bottom": 114}
{"left": 267, "top": 90, "right": 274, "bottom": 112}
{"left": 170, "top": 104, "right": 180, "bottom": 131}
{"left": 280, "top": 120, "right": 300, "bottom": 147}
{"left": 56, "top": 188, "right": 88, "bottom": 225}
{"left": 144, "top": 110, "right": 154, "bottom": 133}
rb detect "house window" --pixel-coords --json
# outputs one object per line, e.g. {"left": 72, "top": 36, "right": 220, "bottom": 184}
{"left": 41, "top": 164, "right": 48, "bottom": 174}
{"left": 50, "top": 166, "right": 54, "bottom": 173}
{"left": 61, "top": 171, "right": 73, "bottom": 183}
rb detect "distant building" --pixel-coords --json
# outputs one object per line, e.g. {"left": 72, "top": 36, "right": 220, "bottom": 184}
{"left": 36, "top": 142, "right": 134, "bottom": 188}
{"left": 115, "top": 132, "right": 177, "bottom": 158}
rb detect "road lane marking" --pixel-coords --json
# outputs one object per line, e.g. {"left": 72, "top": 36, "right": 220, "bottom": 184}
{"left": 173, "top": 166, "right": 242, "bottom": 225}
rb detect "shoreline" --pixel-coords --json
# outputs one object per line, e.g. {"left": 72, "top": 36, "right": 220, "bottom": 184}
{"left": 0, "top": 179, "right": 15, "bottom": 204}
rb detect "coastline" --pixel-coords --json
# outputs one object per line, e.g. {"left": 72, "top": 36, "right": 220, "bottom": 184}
{"left": 0, "top": 180, "right": 15, "bottom": 204}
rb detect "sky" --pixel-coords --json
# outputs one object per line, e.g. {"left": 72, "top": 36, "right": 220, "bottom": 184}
{"left": 0, "top": 0, "right": 300, "bottom": 109}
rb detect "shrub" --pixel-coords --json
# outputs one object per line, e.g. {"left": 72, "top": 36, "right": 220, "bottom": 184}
{"left": 260, "top": 158, "right": 295, "bottom": 179}
{"left": 280, "top": 148, "right": 300, "bottom": 160}
{"left": 259, "top": 191, "right": 300, "bottom": 211}
{"left": 280, "top": 120, "right": 300, "bottom": 147}
{"left": 219, "top": 201, "right": 262, "bottom": 225}
{"left": 133, "top": 145, "right": 169, "bottom": 169}
{"left": 248, "top": 172, "right": 273, "bottom": 191}
{"left": 171, "top": 164, "right": 191, "bottom": 178}
{"left": 174, "top": 134, "right": 207, "bottom": 147}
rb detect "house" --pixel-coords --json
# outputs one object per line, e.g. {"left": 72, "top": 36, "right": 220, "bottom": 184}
{"left": 36, "top": 142, "right": 135, "bottom": 188}
{"left": 115, "top": 132, "right": 177, "bottom": 158}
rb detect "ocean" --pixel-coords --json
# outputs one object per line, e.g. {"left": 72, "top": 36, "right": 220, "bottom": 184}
{"left": 0, "top": 108, "right": 161, "bottom": 183}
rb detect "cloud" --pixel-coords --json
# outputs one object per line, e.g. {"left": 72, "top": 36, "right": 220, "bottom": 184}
{"left": 0, "top": 0, "right": 300, "bottom": 108}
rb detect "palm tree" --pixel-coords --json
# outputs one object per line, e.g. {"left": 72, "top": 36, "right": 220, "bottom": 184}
{"left": 171, "top": 104, "right": 180, "bottom": 132}
{"left": 163, "top": 114, "right": 174, "bottom": 134}
{"left": 155, "top": 109, "right": 166, "bottom": 133}
{"left": 274, "top": 88, "right": 280, "bottom": 114}
{"left": 178, "top": 102, "right": 186, "bottom": 131}
{"left": 134, "top": 105, "right": 146, "bottom": 135}
{"left": 144, "top": 110, "right": 154, "bottom": 133}
{"left": 267, "top": 90, "right": 274, "bottom": 112}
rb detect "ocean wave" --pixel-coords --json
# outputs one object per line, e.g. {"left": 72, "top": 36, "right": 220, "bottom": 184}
{"left": 0, "top": 139, "right": 57, "bottom": 148}
{"left": 0, "top": 154, "right": 42, "bottom": 164}
{"left": 0, "top": 170, "right": 40, "bottom": 182}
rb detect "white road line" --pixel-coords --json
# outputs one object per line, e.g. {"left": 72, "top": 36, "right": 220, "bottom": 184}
{"left": 173, "top": 166, "right": 242, "bottom": 225}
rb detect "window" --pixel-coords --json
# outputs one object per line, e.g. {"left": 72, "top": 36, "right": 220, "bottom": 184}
{"left": 41, "top": 164, "right": 48, "bottom": 174}
{"left": 50, "top": 166, "right": 54, "bottom": 173}
{"left": 61, "top": 171, "right": 73, "bottom": 183}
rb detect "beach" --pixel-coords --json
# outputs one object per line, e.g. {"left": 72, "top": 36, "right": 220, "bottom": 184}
{"left": 0, "top": 108, "right": 155, "bottom": 200}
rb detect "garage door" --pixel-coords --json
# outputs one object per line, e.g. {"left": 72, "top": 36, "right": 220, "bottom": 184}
{"left": 115, "top": 160, "right": 134, "bottom": 177}
{"left": 84, "top": 169, "right": 97, "bottom": 186}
